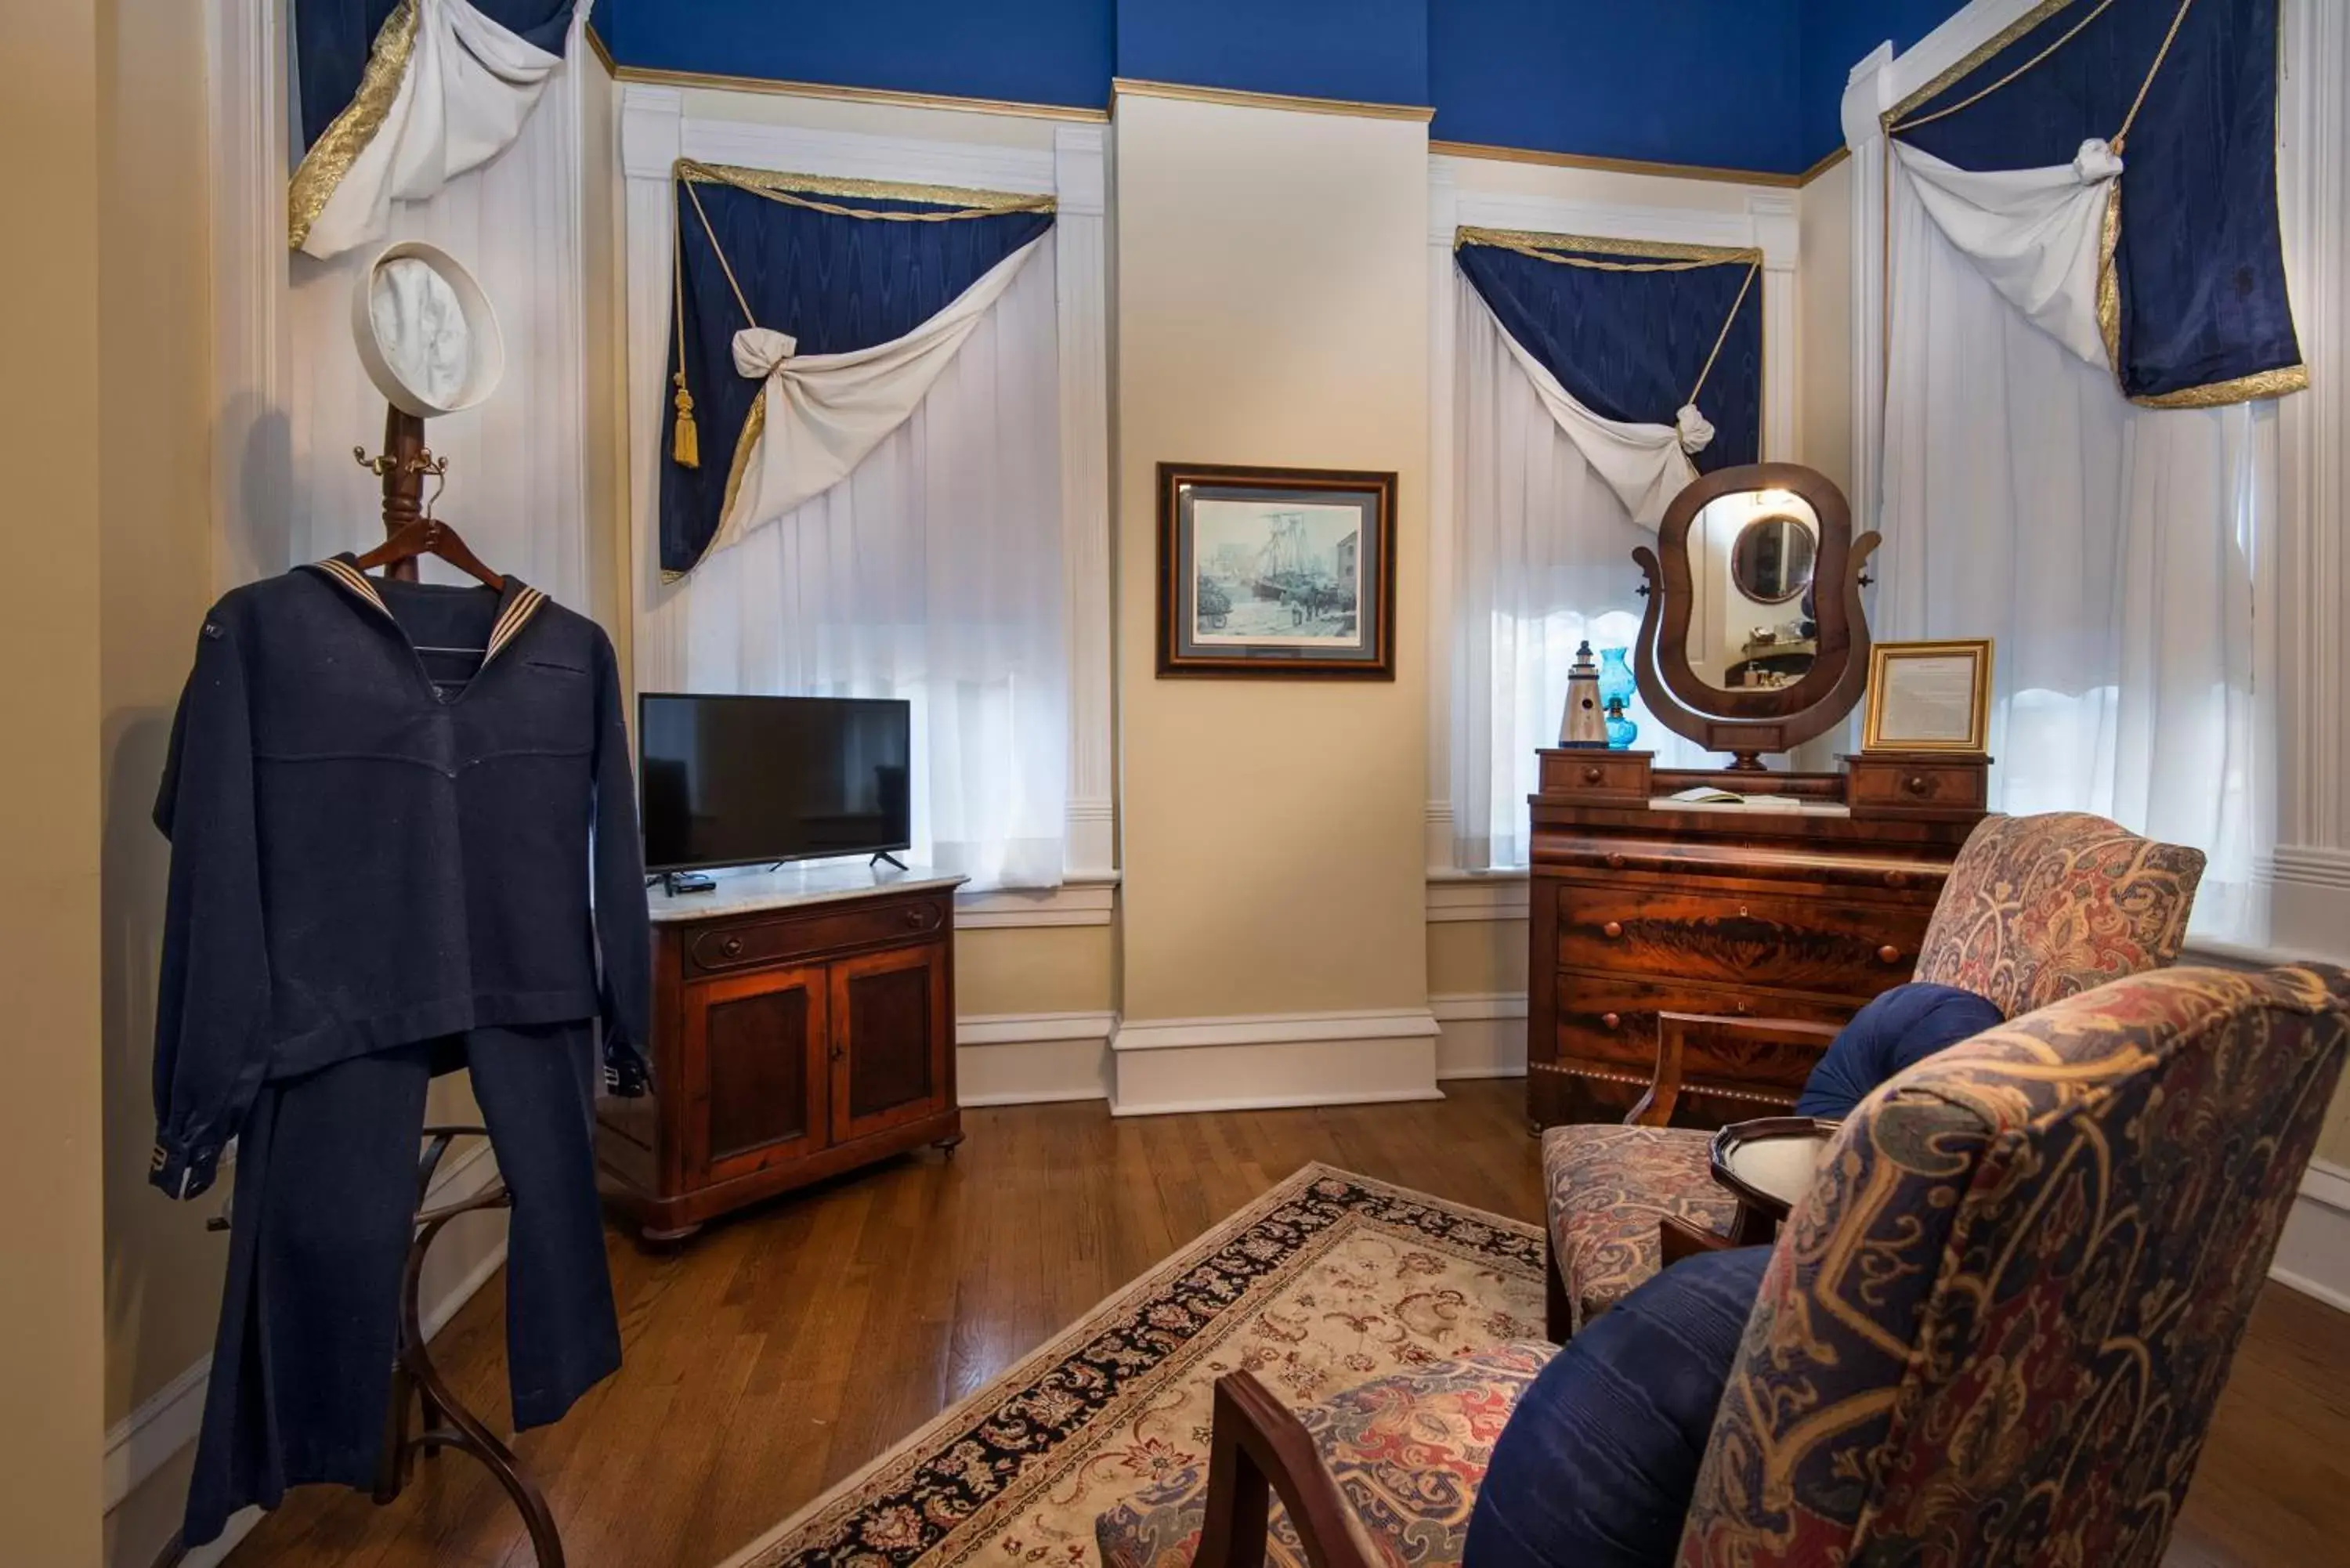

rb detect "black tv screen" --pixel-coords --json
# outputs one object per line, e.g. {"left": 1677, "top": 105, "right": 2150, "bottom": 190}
{"left": 638, "top": 693, "right": 913, "bottom": 873}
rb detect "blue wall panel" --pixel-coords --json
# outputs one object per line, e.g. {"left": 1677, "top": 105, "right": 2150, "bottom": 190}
{"left": 1797, "top": 0, "right": 1970, "bottom": 165}
{"left": 591, "top": 1, "right": 1977, "bottom": 177}
{"left": 1430, "top": 1, "right": 1805, "bottom": 174}
{"left": 597, "top": 0, "right": 1114, "bottom": 110}
{"left": 1115, "top": 0, "right": 1428, "bottom": 107}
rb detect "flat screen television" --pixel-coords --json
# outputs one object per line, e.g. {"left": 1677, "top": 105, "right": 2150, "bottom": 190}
{"left": 638, "top": 693, "right": 913, "bottom": 874}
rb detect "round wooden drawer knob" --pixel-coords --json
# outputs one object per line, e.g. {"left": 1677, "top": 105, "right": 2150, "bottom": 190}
{"left": 1582, "top": 764, "right": 1604, "bottom": 784}
{"left": 906, "top": 906, "right": 929, "bottom": 927}
{"left": 1883, "top": 869, "right": 1911, "bottom": 889}
{"left": 721, "top": 935, "right": 745, "bottom": 957}
{"left": 1904, "top": 774, "right": 1934, "bottom": 795}
{"left": 1601, "top": 1012, "right": 1622, "bottom": 1030}
{"left": 1878, "top": 945, "right": 1903, "bottom": 964}
{"left": 1601, "top": 920, "right": 1624, "bottom": 940}
{"left": 1605, "top": 851, "right": 1625, "bottom": 869}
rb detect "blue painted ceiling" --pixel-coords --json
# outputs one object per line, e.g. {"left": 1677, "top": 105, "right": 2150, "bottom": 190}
{"left": 594, "top": 0, "right": 1971, "bottom": 175}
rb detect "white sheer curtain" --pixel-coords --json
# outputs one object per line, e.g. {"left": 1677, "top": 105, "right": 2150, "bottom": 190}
{"left": 659, "top": 240, "right": 1068, "bottom": 892}
{"left": 280, "top": 47, "right": 591, "bottom": 605}
{"left": 1450, "top": 291, "right": 1715, "bottom": 870}
{"left": 1878, "top": 163, "right": 2276, "bottom": 942}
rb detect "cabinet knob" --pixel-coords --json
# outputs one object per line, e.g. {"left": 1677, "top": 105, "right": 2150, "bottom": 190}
{"left": 905, "top": 905, "right": 931, "bottom": 927}
{"left": 1878, "top": 944, "right": 1903, "bottom": 964}
{"left": 1600, "top": 1011, "right": 1622, "bottom": 1030}
{"left": 721, "top": 935, "right": 745, "bottom": 957}
{"left": 1605, "top": 851, "right": 1625, "bottom": 870}
{"left": 1601, "top": 920, "right": 1624, "bottom": 940}
{"left": 1582, "top": 764, "right": 1604, "bottom": 785}
{"left": 1883, "top": 869, "right": 1911, "bottom": 889}
{"left": 1903, "top": 774, "right": 1934, "bottom": 796}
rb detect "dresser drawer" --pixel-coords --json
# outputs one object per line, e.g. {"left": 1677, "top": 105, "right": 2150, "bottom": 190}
{"left": 687, "top": 896, "right": 950, "bottom": 974}
{"left": 1537, "top": 748, "right": 1653, "bottom": 804}
{"left": 1556, "top": 881, "right": 1920, "bottom": 996}
{"left": 1845, "top": 753, "right": 1990, "bottom": 819}
{"left": 1553, "top": 970, "right": 1853, "bottom": 1072}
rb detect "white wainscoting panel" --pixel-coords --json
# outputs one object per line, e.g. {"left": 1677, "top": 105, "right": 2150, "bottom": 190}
{"left": 2272, "top": 1157, "right": 2350, "bottom": 1313}
{"left": 1110, "top": 1010, "right": 1443, "bottom": 1116}
{"left": 956, "top": 1010, "right": 1117, "bottom": 1104}
{"left": 1431, "top": 992, "right": 1529, "bottom": 1080}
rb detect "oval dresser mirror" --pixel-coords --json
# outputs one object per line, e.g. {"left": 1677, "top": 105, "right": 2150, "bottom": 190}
{"left": 1632, "top": 462, "right": 1878, "bottom": 769}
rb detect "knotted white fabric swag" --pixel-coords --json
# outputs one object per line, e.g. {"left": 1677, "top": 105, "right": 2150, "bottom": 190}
{"left": 1483, "top": 317, "right": 1716, "bottom": 527}
{"left": 707, "top": 234, "right": 1048, "bottom": 562}
{"left": 292, "top": 0, "right": 580, "bottom": 260}
{"left": 1893, "top": 138, "right": 2123, "bottom": 368}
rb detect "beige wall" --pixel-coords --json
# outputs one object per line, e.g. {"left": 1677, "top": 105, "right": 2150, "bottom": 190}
{"left": 960, "top": 926, "right": 1117, "bottom": 1017}
{"left": 1113, "top": 95, "right": 1431, "bottom": 1024}
{"left": 2, "top": 0, "right": 111, "bottom": 1561}
{"left": 1796, "top": 155, "right": 1856, "bottom": 497}
{"left": 1427, "top": 919, "right": 1529, "bottom": 1000}
{"left": 96, "top": 0, "right": 230, "bottom": 1440}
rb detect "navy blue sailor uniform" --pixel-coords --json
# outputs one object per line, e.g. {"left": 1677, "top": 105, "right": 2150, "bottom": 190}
{"left": 150, "top": 557, "right": 653, "bottom": 1547}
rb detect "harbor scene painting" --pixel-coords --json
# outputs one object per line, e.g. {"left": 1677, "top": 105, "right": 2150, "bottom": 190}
{"left": 1156, "top": 463, "right": 1397, "bottom": 678}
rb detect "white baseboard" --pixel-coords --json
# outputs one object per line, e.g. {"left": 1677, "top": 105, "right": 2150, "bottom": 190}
{"left": 104, "top": 1136, "right": 510, "bottom": 1555}
{"left": 2272, "top": 1155, "right": 2350, "bottom": 1313}
{"left": 956, "top": 1010, "right": 1117, "bottom": 1105}
{"left": 1109, "top": 1008, "right": 1442, "bottom": 1116}
{"left": 1431, "top": 992, "right": 1528, "bottom": 1079}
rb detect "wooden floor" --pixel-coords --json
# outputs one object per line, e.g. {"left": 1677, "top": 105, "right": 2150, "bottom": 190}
{"left": 224, "top": 1081, "right": 2350, "bottom": 1568}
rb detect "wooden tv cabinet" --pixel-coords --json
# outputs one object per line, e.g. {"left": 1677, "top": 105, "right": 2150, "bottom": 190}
{"left": 596, "top": 865, "right": 967, "bottom": 1242}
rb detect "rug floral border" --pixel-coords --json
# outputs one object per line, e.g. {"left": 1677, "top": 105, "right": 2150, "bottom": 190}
{"left": 721, "top": 1164, "right": 1542, "bottom": 1568}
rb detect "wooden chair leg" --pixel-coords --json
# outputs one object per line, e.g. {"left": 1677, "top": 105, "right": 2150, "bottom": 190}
{"left": 1193, "top": 1373, "right": 1376, "bottom": 1568}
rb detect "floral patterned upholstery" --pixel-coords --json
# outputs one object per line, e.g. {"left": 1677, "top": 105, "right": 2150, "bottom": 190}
{"left": 1678, "top": 964, "right": 2350, "bottom": 1567}
{"left": 1094, "top": 1344, "right": 1556, "bottom": 1568}
{"left": 1539, "top": 1125, "right": 1737, "bottom": 1337}
{"left": 1549, "top": 811, "right": 2206, "bottom": 1334}
{"left": 1913, "top": 810, "right": 2205, "bottom": 1017}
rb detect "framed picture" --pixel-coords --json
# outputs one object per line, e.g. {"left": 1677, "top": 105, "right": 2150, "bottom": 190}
{"left": 1156, "top": 462, "right": 1397, "bottom": 678}
{"left": 1862, "top": 639, "right": 1994, "bottom": 753}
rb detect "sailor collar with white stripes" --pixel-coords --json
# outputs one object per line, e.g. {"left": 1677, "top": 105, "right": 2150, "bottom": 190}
{"left": 304, "top": 554, "right": 549, "bottom": 676}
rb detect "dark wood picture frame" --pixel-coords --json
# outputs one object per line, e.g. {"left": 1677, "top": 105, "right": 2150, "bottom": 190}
{"left": 1156, "top": 461, "right": 1397, "bottom": 679}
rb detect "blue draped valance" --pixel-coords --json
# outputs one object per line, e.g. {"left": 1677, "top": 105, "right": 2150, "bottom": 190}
{"left": 1453, "top": 232, "right": 1763, "bottom": 471}
{"left": 1890, "top": 0, "right": 2301, "bottom": 407}
{"left": 660, "top": 164, "right": 1055, "bottom": 576}
{"left": 295, "top": 0, "right": 577, "bottom": 150}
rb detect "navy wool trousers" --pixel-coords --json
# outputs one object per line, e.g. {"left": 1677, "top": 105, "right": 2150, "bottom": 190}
{"left": 181, "top": 1021, "right": 620, "bottom": 1546}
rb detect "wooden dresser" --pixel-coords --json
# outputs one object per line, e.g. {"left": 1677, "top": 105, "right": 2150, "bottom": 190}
{"left": 597, "top": 866, "right": 966, "bottom": 1241}
{"left": 1528, "top": 750, "right": 1987, "bottom": 1129}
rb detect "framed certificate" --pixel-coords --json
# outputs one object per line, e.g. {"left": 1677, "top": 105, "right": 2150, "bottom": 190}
{"left": 1862, "top": 639, "right": 1993, "bottom": 753}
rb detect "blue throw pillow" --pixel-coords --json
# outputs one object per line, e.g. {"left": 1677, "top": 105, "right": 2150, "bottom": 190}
{"left": 1794, "top": 981, "right": 2005, "bottom": 1118}
{"left": 1462, "top": 1245, "right": 1769, "bottom": 1568}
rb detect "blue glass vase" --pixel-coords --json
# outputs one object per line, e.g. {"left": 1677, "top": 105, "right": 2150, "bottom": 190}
{"left": 1597, "top": 649, "right": 1638, "bottom": 749}
{"left": 1603, "top": 697, "right": 1638, "bottom": 750}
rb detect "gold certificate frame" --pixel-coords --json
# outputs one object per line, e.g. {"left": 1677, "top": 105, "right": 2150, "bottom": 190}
{"left": 1862, "top": 639, "right": 1994, "bottom": 753}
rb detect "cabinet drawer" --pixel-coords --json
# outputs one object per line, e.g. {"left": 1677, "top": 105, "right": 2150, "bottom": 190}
{"left": 1538, "top": 748, "right": 1652, "bottom": 804}
{"left": 1556, "top": 881, "right": 1919, "bottom": 996}
{"left": 689, "top": 896, "right": 949, "bottom": 974}
{"left": 1552, "top": 971, "right": 1848, "bottom": 1087}
{"left": 1846, "top": 753, "right": 1990, "bottom": 818}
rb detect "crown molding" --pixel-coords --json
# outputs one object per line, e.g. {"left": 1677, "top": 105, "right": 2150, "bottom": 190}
{"left": 609, "top": 61, "right": 1109, "bottom": 124}
{"left": 1798, "top": 144, "right": 1851, "bottom": 186}
{"left": 1430, "top": 138, "right": 1802, "bottom": 189}
{"left": 1112, "top": 77, "right": 1436, "bottom": 123}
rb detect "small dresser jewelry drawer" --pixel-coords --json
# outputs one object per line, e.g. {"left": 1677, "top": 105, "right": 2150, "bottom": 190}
{"left": 689, "top": 896, "right": 949, "bottom": 973}
{"left": 1845, "top": 753, "right": 1990, "bottom": 820}
{"left": 1557, "top": 881, "right": 1918, "bottom": 995}
{"left": 1537, "top": 748, "right": 1653, "bottom": 804}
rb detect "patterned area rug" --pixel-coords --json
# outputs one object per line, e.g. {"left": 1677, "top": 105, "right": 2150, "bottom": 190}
{"left": 718, "top": 1164, "right": 1546, "bottom": 1568}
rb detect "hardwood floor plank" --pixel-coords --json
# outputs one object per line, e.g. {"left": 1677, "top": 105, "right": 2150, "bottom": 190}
{"left": 217, "top": 1082, "right": 2349, "bottom": 1568}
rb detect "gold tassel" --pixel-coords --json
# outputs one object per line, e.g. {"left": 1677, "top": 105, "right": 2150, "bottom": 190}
{"left": 671, "top": 372, "right": 700, "bottom": 468}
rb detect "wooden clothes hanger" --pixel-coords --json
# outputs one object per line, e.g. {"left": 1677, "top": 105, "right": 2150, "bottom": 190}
{"left": 351, "top": 442, "right": 507, "bottom": 591}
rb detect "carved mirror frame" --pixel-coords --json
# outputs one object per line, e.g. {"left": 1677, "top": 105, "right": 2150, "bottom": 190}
{"left": 1630, "top": 461, "right": 1879, "bottom": 770}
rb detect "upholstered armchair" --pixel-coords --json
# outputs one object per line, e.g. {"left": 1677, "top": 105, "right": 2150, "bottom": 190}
{"left": 1096, "top": 964, "right": 2348, "bottom": 1568}
{"left": 1542, "top": 810, "right": 2206, "bottom": 1338}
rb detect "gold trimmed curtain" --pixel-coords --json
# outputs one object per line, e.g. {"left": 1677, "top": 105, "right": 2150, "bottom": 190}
{"left": 660, "top": 161, "right": 1055, "bottom": 576}
{"left": 1885, "top": 0, "right": 2302, "bottom": 408}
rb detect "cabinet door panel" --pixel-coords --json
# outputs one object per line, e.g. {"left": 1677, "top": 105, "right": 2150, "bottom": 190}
{"left": 830, "top": 943, "right": 949, "bottom": 1143}
{"left": 685, "top": 965, "right": 830, "bottom": 1184}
